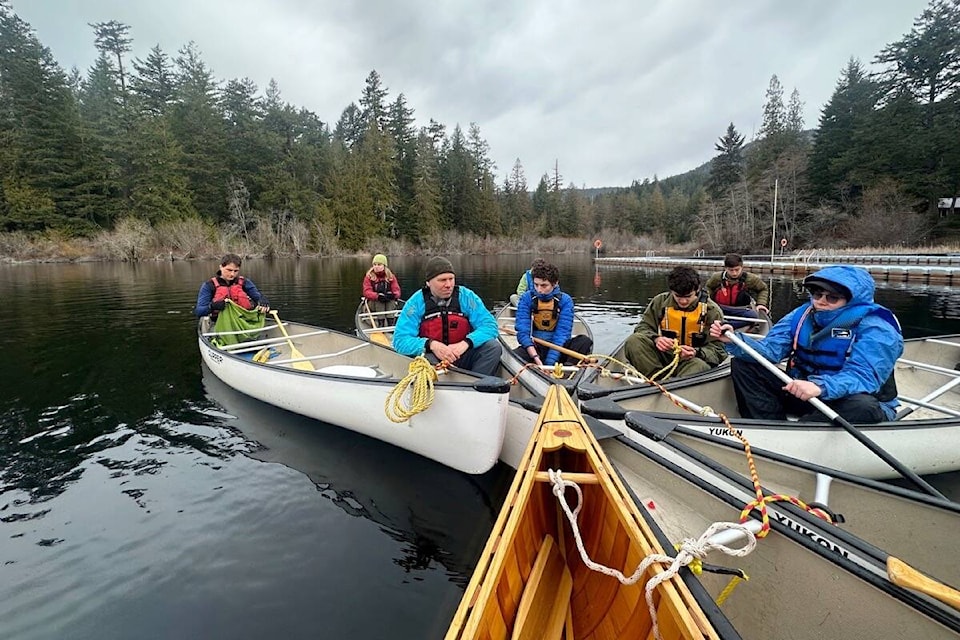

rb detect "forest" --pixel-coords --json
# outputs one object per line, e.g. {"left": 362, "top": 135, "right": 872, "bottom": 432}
{"left": 0, "top": 0, "right": 959, "bottom": 260}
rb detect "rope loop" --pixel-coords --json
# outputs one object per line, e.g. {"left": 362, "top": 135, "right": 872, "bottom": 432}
{"left": 547, "top": 469, "right": 757, "bottom": 640}
{"left": 384, "top": 356, "right": 439, "bottom": 422}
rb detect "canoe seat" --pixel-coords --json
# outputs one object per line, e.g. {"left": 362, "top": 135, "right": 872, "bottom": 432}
{"left": 511, "top": 534, "right": 572, "bottom": 640}
{"left": 316, "top": 365, "right": 380, "bottom": 378}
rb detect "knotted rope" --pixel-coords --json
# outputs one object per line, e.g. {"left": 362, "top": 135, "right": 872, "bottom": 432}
{"left": 548, "top": 469, "right": 756, "bottom": 640}
{"left": 385, "top": 356, "right": 439, "bottom": 422}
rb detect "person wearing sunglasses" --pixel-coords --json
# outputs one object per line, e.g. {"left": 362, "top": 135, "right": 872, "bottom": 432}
{"left": 710, "top": 265, "right": 903, "bottom": 423}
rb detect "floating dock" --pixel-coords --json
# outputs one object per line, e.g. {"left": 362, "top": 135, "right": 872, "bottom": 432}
{"left": 595, "top": 251, "right": 960, "bottom": 286}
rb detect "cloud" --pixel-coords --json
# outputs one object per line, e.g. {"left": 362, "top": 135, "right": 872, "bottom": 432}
{"left": 14, "top": 0, "right": 931, "bottom": 187}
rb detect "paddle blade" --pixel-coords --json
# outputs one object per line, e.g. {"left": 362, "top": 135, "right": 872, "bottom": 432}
{"left": 289, "top": 346, "right": 315, "bottom": 371}
{"left": 888, "top": 556, "right": 960, "bottom": 610}
{"left": 369, "top": 331, "right": 391, "bottom": 347}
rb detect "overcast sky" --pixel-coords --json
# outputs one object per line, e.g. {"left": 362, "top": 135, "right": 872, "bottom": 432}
{"left": 13, "top": 0, "right": 932, "bottom": 188}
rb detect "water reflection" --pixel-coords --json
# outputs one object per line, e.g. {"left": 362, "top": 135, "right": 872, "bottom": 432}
{"left": 200, "top": 364, "right": 511, "bottom": 585}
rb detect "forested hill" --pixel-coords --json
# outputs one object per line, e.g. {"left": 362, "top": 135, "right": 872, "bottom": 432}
{"left": 0, "top": 1, "right": 958, "bottom": 259}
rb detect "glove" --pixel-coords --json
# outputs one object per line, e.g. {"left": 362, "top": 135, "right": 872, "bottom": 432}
{"left": 385, "top": 291, "right": 396, "bottom": 300}
{"left": 210, "top": 299, "right": 226, "bottom": 311}
{"left": 377, "top": 293, "right": 389, "bottom": 302}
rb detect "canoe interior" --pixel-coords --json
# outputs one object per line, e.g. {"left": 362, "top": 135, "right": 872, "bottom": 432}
{"left": 354, "top": 299, "right": 404, "bottom": 347}
{"left": 496, "top": 304, "right": 595, "bottom": 392}
{"left": 604, "top": 437, "right": 960, "bottom": 640}
{"left": 666, "top": 428, "right": 960, "bottom": 587}
{"left": 203, "top": 317, "right": 541, "bottom": 404}
{"left": 447, "top": 386, "right": 728, "bottom": 640}
{"left": 600, "top": 335, "right": 960, "bottom": 422}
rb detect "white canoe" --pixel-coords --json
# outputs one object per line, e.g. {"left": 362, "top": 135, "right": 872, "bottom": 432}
{"left": 199, "top": 317, "right": 512, "bottom": 474}
{"left": 579, "top": 335, "right": 960, "bottom": 479}
{"left": 577, "top": 307, "right": 769, "bottom": 401}
{"left": 495, "top": 303, "right": 594, "bottom": 396}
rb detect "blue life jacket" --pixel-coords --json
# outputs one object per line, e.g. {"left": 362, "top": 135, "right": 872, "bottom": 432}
{"left": 788, "top": 303, "right": 899, "bottom": 402}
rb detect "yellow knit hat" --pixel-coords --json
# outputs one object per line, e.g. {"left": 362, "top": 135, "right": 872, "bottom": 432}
{"left": 373, "top": 253, "right": 388, "bottom": 266}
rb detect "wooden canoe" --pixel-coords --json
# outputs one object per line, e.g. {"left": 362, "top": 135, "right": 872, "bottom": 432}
{"left": 446, "top": 384, "right": 740, "bottom": 640}
{"left": 580, "top": 334, "right": 960, "bottom": 478}
{"left": 495, "top": 304, "right": 595, "bottom": 396}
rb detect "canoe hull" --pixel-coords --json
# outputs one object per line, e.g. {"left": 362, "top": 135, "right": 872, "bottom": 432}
{"left": 580, "top": 334, "right": 960, "bottom": 478}
{"left": 199, "top": 321, "right": 510, "bottom": 474}
{"left": 447, "top": 385, "right": 736, "bottom": 639}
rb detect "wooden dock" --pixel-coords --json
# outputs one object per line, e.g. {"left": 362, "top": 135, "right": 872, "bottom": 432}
{"left": 595, "top": 251, "right": 960, "bottom": 286}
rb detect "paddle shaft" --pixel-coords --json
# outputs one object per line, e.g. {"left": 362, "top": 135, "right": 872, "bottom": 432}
{"left": 723, "top": 330, "right": 946, "bottom": 499}
{"left": 270, "top": 310, "right": 315, "bottom": 371}
{"left": 498, "top": 325, "right": 596, "bottom": 363}
{"left": 532, "top": 337, "right": 597, "bottom": 363}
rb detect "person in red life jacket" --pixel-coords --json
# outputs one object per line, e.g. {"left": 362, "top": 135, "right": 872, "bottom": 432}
{"left": 392, "top": 256, "right": 502, "bottom": 377}
{"left": 514, "top": 262, "right": 593, "bottom": 366}
{"left": 194, "top": 253, "right": 270, "bottom": 320}
{"left": 361, "top": 253, "right": 402, "bottom": 325}
{"left": 704, "top": 253, "right": 769, "bottom": 328}
{"left": 623, "top": 266, "right": 727, "bottom": 379}
{"left": 710, "top": 266, "right": 903, "bottom": 424}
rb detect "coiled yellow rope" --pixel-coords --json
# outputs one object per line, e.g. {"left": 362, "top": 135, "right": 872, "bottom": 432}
{"left": 385, "top": 356, "right": 438, "bottom": 422}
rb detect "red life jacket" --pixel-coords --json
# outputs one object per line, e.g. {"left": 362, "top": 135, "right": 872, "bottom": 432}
{"left": 419, "top": 286, "right": 472, "bottom": 344}
{"left": 211, "top": 276, "right": 255, "bottom": 310}
{"left": 712, "top": 273, "right": 750, "bottom": 307}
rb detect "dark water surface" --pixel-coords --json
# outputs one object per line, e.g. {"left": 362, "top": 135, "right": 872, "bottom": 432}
{"left": 2, "top": 255, "right": 959, "bottom": 639}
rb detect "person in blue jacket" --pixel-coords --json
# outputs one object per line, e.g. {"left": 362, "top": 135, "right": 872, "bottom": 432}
{"left": 710, "top": 265, "right": 903, "bottom": 423}
{"left": 393, "top": 256, "right": 502, "bottom": 376}
{"left": 514, "top": 262, "right": 593, "bottom": 366}
{"left": 194, "top": 253, "right": 270, "bottom": 320}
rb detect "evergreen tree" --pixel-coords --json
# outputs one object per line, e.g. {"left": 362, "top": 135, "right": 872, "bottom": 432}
{"left": 808, "top": 58, "right": 879, "bottom": 202}
{"left": 707, "top": 122, "right": 745, "bottom": 197}
{"left": 169, "top": 42, "right": 228, "bottom": 220}
{"left": 128, "top": 116, "right": 196, "bottom": 222}
{"left": 333, "top": 102, "right": 363, "bottom": 149}
{"left": 89, "top": 21, "right": 131, "bottom": 100}
{"left": 130, "top": 46, "right": 175, "bottom": 117}
{"left": 359, "top": 69, "right": 388, "bottom": 131}
{"left": 406, "top": 131, "right": 442, "bottom": 243}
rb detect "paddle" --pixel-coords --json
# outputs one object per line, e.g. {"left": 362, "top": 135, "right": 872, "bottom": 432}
{"left": 362, "top": 298, "right": 391, "bottom": 346}
{"left": 887, "top": 556, "right": 960, "bottom": 610}
{"left": 270, "top": 310, "right": 315, "bottom": 371}
{"left": 723, "top": 329, "right": 946, "bottom": 499}
{"left": 531, "top": 337, "right": 598, "bottom": 363}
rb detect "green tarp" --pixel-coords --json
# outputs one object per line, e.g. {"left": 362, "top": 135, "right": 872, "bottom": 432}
{"left": 211, "top": 302, "right": 267, "bottom": 347}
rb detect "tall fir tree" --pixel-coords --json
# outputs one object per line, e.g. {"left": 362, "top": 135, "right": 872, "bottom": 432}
{"left": 707, "top": 122, "right": 745, "bottom": 197}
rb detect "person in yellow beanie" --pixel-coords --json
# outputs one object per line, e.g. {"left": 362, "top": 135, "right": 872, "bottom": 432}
{"left": 361, "top": 253, "right": 401, "bottom": 325}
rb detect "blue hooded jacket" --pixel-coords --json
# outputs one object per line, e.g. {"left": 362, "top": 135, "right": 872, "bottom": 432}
{"left": 515, "top": 283, "right": 576, "bottom": 366}
{"left": 724, "top": 265, "right": 903, "bottom": 419}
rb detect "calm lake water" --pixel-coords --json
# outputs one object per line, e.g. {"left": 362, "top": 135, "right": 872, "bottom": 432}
{"left": 2, "top": 254, "right": 959, "bottom": 639}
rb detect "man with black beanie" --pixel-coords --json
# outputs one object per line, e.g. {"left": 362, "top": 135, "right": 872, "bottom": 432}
{"left": 393, "top": 256, "right": 503, "bottom": 376}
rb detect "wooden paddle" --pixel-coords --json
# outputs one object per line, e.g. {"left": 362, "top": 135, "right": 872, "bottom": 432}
{"left": 270, "top": 310, "right": 315, "bottom": 371}
{"left": 531, "top": 337, "right": 598, "bottom": 364}
{"left": 362, "top": 298, "right": 391, "bottom": 346}
{"left": 888, "top": 556, "right": 960, "bottom": 610}
{"left": 723, "top": 329, "right": 946, "bottom": 500}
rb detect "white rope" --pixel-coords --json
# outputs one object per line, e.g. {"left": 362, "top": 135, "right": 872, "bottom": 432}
{"left": 548, "top": 469, "right": 758, "bottom": 640}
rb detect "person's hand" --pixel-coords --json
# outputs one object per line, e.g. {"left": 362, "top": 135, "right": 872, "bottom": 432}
{"left": 430, "top": 340, "right": 461, "bottom": 364}
{"left": 210, "top": 299, "right": 226, "bottom": 312}
{"left": 709, "top": 320, "right": 734, "bottom": 342}
{"left": 756, "top": 305, "right": 769, "bottom": 314}
{"left": 256, "top": 304, "right": 270, "bottom": 314}
{"left": 784, "top": 379, "right": 822, "bottom": 401}
{"left": 654, "top": 336, "right": 676, "bottom": 352}
{"left": 377, "top": 293, "right": 389, "bottom": 302}
{"left": 385, "top": 291, "right": 396, "bottom": 300}
{"left": 678, "top": 344, "right": 697, "bottom": 360}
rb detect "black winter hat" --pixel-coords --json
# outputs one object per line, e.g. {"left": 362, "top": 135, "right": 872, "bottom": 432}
{"left": 424, "top": 256, "right": 455, "bottom": 281}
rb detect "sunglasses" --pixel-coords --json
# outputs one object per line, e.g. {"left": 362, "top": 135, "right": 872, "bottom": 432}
{"left": 809, "top": 289, "right": 844, "bottom": 304}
